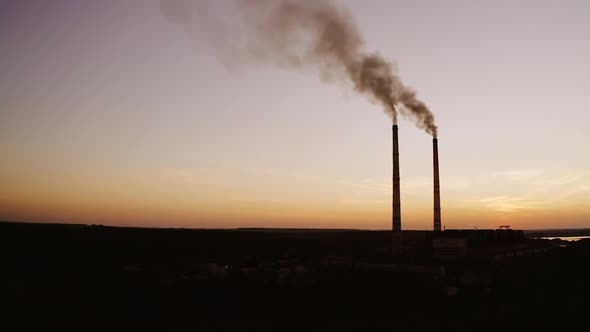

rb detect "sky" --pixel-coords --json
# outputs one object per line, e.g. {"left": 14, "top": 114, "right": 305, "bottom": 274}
{"left": 1, "top": 0, "right": 589, "bottom": 230}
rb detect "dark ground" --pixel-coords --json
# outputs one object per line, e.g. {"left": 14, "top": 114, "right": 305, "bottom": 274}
{"left": 1, "top": 221, "right": 589, "bottom": 331}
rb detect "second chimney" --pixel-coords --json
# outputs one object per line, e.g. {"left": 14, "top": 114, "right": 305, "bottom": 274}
{"left": 433, "top": 138, "right": 441, "bottom": 231}
{"left": 392, "top": 125, "right": 401, "bottom": 232}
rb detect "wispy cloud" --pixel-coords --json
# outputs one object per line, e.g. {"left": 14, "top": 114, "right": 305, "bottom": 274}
{"left": 493, "top": 169, "right": 544, "bottom": 181}
{"left": 465, "top": 196, "right": 545, "bottom": 213}
{"left": 158, "top": 163, "right": 590, "bottom": 217}
{"left": 535, "top": 170, "right": 590, "bottom": 187}
{"left": 336, "top": 178, "right": 390, "bottom": 193}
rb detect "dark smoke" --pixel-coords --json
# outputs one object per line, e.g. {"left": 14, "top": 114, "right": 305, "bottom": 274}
{"left": 399, "top": 88, "right": 438, "bottom": 137}
{"left": 160, "top": 0, "right": 437, "bottom": 136}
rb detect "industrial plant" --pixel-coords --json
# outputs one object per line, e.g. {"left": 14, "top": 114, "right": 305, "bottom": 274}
{"left": 387, "top": 124, "right": 529, "bottom": 263}
{"left": 0, "top": 124, "right": 583, "bottom": 330}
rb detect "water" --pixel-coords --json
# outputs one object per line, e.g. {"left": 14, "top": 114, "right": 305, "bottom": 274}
{"left": 540, "top": 236, "right": 590, "bottom": 241}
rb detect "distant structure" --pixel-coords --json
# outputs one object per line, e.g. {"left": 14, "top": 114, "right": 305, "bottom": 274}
{"left": 433, "top": 138, "right": 441, "bottom": 231}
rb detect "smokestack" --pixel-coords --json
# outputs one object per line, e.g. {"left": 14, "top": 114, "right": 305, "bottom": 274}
{"left": 433, "top": 138, "right": 441, "bottom": 231}
{"left": 392, "top": 125, "right": 401, "bottom": 232}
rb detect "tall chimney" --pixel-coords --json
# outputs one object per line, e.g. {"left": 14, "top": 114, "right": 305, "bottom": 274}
{"left": 392, "top": 125, "right": 401, "bottom": 232}
{"left": 433, "top": 138, "right": 441, "bottom": 231}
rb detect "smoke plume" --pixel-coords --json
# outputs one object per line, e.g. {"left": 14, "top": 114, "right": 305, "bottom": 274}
{"left": 160, "top": 0, "right": 437, "bottom": 136}
{"left": 399, "top": 88, "right": 437, "bottom": 137}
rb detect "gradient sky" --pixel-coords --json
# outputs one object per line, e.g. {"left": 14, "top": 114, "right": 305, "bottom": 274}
{"left": 1, "top": 0, "right": 589, "bottom": 230}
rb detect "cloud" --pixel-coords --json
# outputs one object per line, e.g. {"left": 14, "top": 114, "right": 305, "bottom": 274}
{"left": 157, "top": 163, "right": 590, "bottom": 220}
{"left": 465, "top": 196, "right": 545, "bottom": 213}
{"left": 493, "top": 169, "right": 544, "bottom": 181}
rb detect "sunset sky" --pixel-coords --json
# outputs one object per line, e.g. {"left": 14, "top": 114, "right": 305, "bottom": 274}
{"left": 1, "top": 0, "right": 589, "bottom": 230}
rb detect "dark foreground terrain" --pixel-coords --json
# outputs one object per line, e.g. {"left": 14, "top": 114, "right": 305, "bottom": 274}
{"left": 1, "top": 222, "right": 589, "bottom": 331}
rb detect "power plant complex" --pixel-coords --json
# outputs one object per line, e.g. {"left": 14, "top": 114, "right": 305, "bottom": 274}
{"left": 389, "top": 125, "right": 529, "bottom": 261}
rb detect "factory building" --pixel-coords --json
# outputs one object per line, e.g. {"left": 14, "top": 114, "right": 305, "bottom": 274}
{"left": 432, "top": 229, "right": 526, "bottom": 260}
